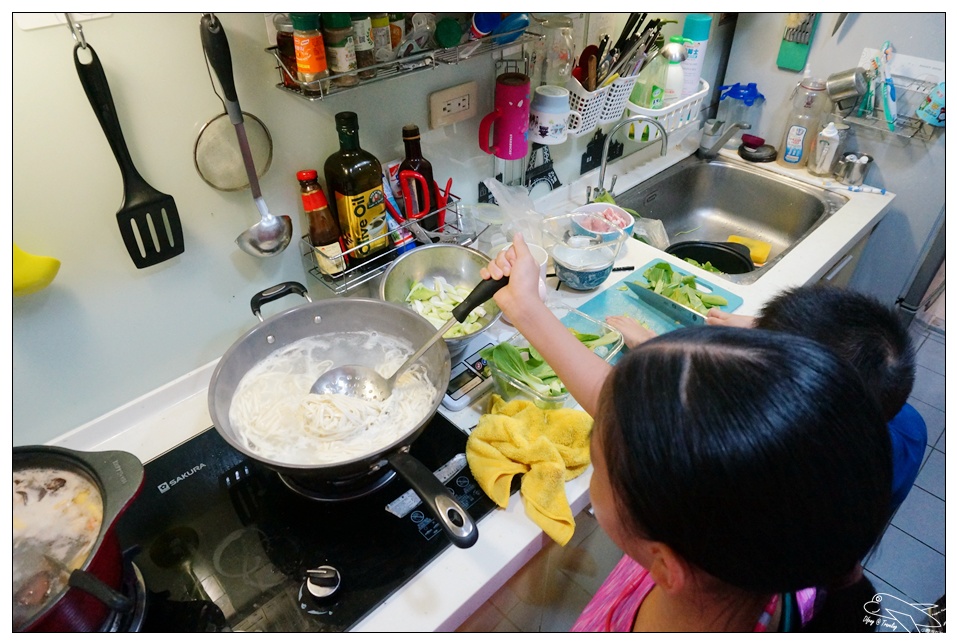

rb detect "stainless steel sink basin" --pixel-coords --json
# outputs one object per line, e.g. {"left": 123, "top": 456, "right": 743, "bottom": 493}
{"left": 613, "top": 155, "right": 849, "bottom": 283}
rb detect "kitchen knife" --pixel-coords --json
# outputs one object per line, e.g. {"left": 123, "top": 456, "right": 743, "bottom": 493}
{"left": 832, "top": 12, "right": 848, "bottom": 37}
{"left": 624, "top": 281, "right": 705, "bottom": 326}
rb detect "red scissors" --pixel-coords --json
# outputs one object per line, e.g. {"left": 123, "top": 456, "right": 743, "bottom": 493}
{"left": 397, "top": 171, "right": 453, "bottom": 229}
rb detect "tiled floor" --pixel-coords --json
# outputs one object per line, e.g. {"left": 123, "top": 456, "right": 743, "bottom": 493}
{"left": 458, "top": 320, "right": 946, "bottom": 633}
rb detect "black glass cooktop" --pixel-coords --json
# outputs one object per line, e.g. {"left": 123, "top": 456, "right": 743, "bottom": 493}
{"left": 115, "top": 414, "right": 495, "bottom": 632}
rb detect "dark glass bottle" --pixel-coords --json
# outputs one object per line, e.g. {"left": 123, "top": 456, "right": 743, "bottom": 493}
{"left": 323, "top": 112, "right": 392, "bottom": 267}
{"left": 297, "top": 169, "right": 345, "bottom": 277}
{"left": 398, "top": 124, "right": 440, "bottom": 231}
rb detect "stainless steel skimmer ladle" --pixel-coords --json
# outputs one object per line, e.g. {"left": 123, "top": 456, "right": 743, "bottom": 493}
{"left": 200, "top": 14, "right": 292, "bottom": 257}
{"left": 310, "top": 276, "right": 508, "bottom": 401}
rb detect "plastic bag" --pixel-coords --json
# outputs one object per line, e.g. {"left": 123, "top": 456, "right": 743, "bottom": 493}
{"left": 482, "top": 177, "right": 544, "bottom": 245}
{"left": 632, "top": 218, "right": 670, "bottom": 250}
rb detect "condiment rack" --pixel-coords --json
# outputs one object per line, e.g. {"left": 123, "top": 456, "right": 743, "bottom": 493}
{"left": 300, "top": 199, "right": 485, "bottom": 295}
{"left": 268, "top": 28, "right": 540, "bottom": 100}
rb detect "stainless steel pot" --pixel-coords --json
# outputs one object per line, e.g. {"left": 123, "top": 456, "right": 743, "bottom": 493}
{"left": 207, "top": 282, "right": 477, "bottom": 548}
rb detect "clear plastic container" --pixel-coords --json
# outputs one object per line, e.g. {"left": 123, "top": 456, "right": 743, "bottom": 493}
{"left": 488, "top": 306, "right": 624, "bottom": 409}
{"left": 715, "top": 82, "right": 765, "bottom": 149}
{"left": 777, "top": 77, "right": 827, "bottom": 168}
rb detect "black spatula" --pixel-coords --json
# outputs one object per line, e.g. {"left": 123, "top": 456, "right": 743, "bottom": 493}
{"left": 74, "top": 44, "right": 184, "bottom": 268}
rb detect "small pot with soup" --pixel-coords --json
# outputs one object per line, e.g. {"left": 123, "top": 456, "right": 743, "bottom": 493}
{"left": 13, "top": 446, "right": 144, "bottom": 632}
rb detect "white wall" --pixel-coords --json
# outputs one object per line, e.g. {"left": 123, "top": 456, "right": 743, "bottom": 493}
{"left": 722, "top": 12, "right": 946, "bottom": 304}
{"left": 13, "top": 12, "right": 729, "bottom": 445}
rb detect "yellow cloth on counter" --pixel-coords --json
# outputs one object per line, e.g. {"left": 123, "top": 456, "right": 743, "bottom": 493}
{"left": 466, "top": 395, "right": 593, "bottom": 546}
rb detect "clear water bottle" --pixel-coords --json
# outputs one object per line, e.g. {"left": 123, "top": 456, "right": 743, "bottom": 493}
{"left": 777, "top": 77, "right": 828, "bottom": 168}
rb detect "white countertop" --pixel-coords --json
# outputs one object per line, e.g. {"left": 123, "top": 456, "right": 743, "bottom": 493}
{"left": 46, "top": 136, "right": 894, "bottom": 632}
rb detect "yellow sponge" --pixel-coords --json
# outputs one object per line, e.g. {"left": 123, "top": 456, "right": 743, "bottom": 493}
{"left": 728, "top": 235, "right": 771, "bottom": 265}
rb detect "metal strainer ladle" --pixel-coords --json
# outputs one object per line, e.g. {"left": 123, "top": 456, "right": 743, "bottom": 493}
{"left": 200, "top": 14, "right": 292, "bottom": 257}
{"left": 311, "top": 277, "right": 508, "bottom": 401}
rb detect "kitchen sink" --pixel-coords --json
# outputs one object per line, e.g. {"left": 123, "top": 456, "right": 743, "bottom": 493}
{"left": 612, "top": 155, "right": 849, "bottom": 284}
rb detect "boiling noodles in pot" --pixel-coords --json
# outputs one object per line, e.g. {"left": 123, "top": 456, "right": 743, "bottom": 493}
{"left": 228, "top": 331, "right": 438, "bottom": 465}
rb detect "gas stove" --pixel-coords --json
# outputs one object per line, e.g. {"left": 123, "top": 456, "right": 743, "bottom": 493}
{"left": 114, "top": 414, "right": 495, "bottom": 632}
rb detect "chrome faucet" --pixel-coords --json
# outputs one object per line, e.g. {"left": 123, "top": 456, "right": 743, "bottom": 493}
{"left": 591, "top": 115, "right": 669, "bottom": 201}
{"left": 696, "top": 120, "right": 751, "bottom": 159}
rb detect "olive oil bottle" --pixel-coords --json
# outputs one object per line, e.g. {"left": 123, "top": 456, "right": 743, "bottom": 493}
{"left": 324, "top": 112, "right": 392, "bottom": 267}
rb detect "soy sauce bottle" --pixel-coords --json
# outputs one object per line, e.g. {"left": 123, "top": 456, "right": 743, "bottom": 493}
{"left": 324, "top": 112, "right": 392, "bottom": 267}
{"left": 398, "top": 124, "right": 440, "bottom": 231}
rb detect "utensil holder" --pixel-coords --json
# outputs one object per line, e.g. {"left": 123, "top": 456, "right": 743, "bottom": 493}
{"left": 597, "top": 74, "right": 640, "bottom": 125}
{"left": 834, "top": 152, "right": 873, "bottom": 186}
{"left": 566, "top": 76, "right": 611, "bottom": 137}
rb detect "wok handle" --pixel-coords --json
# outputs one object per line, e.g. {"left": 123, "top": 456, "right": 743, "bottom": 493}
{"left": 387, "top": 451, "right": 478, "bottom": 549}
{"left": 250, "top": 281, "right": 312, "bottom": 322}
{"left": 451, "top": 276, "right": 508, "bottom": 323}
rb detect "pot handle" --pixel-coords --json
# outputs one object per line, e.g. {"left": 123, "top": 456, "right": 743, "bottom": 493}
{"left": 250, "top": 281, "right": 312, "bottom": 322}
{"left": 68, "top": 569, "right": 134, "bottom": 613}
{"left": 387, "top": 451, "right": 478, "bottom": 549}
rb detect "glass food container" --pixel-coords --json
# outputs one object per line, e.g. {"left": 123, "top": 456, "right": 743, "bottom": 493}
{"left": 488, "top": 306, "right": 624, "bottom": 409}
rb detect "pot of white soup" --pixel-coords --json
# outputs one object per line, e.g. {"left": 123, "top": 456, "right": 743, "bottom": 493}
{"left": 13, "top": 446, "right": 145, "bottom": 631}
{"left": 208, "top": 282, "right": 479, "bottom": 548}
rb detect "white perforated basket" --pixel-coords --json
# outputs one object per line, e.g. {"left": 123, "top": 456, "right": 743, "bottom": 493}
{"left": 566, "top": 77, "right": 611, "bottom": 137}
{"left": 626, "top": 79, "right": 710, "bottom": 139}
{"left": 598, "top": 74, "right": 640, "bottom": 125}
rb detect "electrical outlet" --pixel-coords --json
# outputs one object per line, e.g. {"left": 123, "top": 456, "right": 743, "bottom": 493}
{"left": 429, "top": 81, "right": 479, "bottom": 129}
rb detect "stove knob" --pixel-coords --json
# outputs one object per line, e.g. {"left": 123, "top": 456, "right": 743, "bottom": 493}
{"left": 305, "top": 566, "right": 341, "bottom": 600}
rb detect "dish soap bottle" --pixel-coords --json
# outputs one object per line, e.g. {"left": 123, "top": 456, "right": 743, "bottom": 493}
{"left": 324, "top": 112, "right": 391, "bottom": 267}
{"left": 777, "top": 74, "right": 827, "bottom": 168}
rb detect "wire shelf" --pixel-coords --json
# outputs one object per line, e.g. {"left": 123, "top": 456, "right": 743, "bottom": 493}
{"left": 300, "top": 199, "right": 485, "bottom": 295}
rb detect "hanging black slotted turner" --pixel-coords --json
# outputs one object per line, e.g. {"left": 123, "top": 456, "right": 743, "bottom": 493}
{"left": 74, "top": 43, "right": 184, "bottom": 268}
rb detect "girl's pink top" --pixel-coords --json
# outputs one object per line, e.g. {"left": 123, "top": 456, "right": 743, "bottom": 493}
{"left": 571, "top": 555, "right": 817, "bottom": 632}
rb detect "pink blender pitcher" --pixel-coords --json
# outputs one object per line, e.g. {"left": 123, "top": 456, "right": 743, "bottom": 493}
{"left": 479, "top": 72, "right": 531, "bottom": 160}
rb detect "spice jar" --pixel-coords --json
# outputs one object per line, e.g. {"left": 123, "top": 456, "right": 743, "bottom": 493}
{"left": 289, "top": 12, "right": 329, "bottom": 97}
{"left": 323, "top": 13, "right": 358, "bottom": 87}
{"left": 350, "top": 13, "right": 376, "bottom": 79}
{"left": 273, "top": 13, "right": 298, "bottom": 90}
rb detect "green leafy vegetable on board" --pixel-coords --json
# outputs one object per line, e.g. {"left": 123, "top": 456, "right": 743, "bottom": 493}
{"left": 637, "top": 262, "right": 728, "bottom": 314}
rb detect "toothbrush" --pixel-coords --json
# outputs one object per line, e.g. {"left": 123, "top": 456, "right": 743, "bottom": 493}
{"left": 879, "top": 41, "right": 898, "bottom": 131}
{"left": 858, "top": 60, "right": 877, "bottom": 117}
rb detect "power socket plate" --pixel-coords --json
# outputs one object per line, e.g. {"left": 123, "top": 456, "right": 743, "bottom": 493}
{"left": 429, "top": 81, "right": 479, "bottom": 129}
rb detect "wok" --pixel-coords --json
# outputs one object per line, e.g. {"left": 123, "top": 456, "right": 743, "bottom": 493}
{"left": 207, "top": 282, "right": 477, "bottom": 548}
